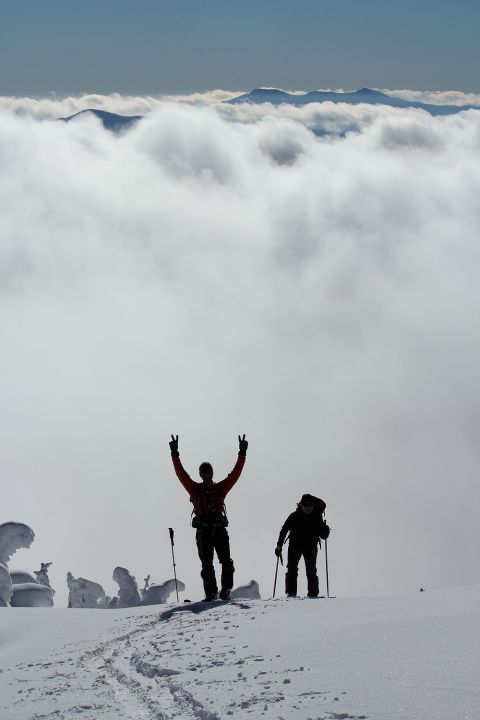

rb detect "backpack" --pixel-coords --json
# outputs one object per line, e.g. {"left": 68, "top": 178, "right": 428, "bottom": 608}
{"left": 309, "top": 495, "right": 330, "bottom": 539}
{"left": 308, "top": 494, "right": 326, "bottom": 516}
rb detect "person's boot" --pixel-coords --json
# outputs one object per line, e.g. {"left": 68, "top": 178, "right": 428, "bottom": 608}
{"left": 219, "top": 588, "right": 231, "bottom": 601}
{"left": 202, "top": 592, "right": 218, "bottom": 601}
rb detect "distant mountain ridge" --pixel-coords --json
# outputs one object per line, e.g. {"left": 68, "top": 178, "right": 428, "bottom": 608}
{"left": 227, "top": 87, "right": 480, "bottom": 116}
{"left": 60, "top": 109, "right": 142, "bottom": 131}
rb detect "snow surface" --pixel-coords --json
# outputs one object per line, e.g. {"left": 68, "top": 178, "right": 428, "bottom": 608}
{"left": 1, "top": 585, "right": 479, "bottom": 719}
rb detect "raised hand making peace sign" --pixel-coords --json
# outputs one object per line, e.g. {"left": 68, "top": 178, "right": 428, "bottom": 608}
{"left": 169, "top": 434, "right": 179, "bottom": 456}
{"left": 238, "top": 434, "right": 248, "bottom": 456}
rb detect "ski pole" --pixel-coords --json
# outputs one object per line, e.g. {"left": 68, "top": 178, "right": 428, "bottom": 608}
{"left": 273, "top": 555, "right": 279, "bottom": 599}
{"left": 272, "top": 549, "right": 283, "bottom": 599}
{"left": 168, "top": 528, "right": 179, "bottom": 603}
{"left": 324, "top": 536, "right": 330, "bottom": 599}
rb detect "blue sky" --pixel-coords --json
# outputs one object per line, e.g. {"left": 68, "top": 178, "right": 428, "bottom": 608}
{"left": 1, "top": 0, "right": 479, "bottom": 96}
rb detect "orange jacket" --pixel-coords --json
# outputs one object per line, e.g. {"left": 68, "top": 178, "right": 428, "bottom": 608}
{"left": 172, "top": 454, "right": 246, "bottom": 516}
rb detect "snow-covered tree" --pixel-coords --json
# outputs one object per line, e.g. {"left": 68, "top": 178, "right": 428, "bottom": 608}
{"left": 10, "top": 583, "right": 54, "bottom": 607}
{"left": 0, "top": 522, "right": 35, "bottom": 566}
{"left": 112, "top": 566, "right": 141, "bottom": 608}
{"left": 231, "top": 580, "right": 261, "bottom": 599}
{"left": 142, "top": 578, "right": 185, "bottom": 605}
{"left": 67, "top": 572, "right": 109, "bottom": 609}
{"left": 9, "top": 570, "right": 37, "bottom": 584}
{"left": 34, "top": 562, "right": 54, "bottom": 590}
{"left": 0, "top": 563, "right": 13, "bottom": 607}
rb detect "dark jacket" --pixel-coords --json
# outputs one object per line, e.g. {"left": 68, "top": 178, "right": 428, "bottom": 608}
{"left": 278, "top": 509, "right": 329, "bottom": 547}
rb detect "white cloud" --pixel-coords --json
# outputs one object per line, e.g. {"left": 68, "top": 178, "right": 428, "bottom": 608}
{"left": 1, "top": 101, "right": 480, "bottom": 604}
{"left": 380, "top": 88, "right": 480, "bottom": 106}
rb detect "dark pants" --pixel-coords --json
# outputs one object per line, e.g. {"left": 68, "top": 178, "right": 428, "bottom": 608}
{"left": 196, "top": 526, "right": 234, "bottom": 596}
{"left": 285, "top": 539, "right": 319, "bottom": 597}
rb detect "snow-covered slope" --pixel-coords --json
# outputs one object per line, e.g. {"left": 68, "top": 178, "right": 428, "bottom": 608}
{"left": 1, "top": 586, "right": 479, "bottom": 719}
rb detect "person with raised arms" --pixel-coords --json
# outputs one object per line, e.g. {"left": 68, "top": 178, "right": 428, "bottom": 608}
{"left": 169, "top": 434, "right": 248, "bottom": 601}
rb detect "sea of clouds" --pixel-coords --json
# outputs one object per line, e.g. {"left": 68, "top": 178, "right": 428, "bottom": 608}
{"left": 2, "top": 87, "right": 480, "bottom": 120}
{"left": 1, "top": 93, "right": 479, "bottom": 604}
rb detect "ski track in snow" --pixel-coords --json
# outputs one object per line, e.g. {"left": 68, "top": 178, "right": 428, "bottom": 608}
{"left": 0, "top": 600, "right": 367, "bottom": 720}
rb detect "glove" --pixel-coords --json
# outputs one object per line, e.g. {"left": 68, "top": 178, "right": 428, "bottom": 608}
{"left": 169, "top": 434, "right": 179, "bottom": 457}
{"left": 238, "top": 434, "right": 248, "bottom": 456}
{"left": 319, "top": 523, "right": 330, "bottom": 540}
{"left": 275, "top": 545, "right": 283, "bottom": 557}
